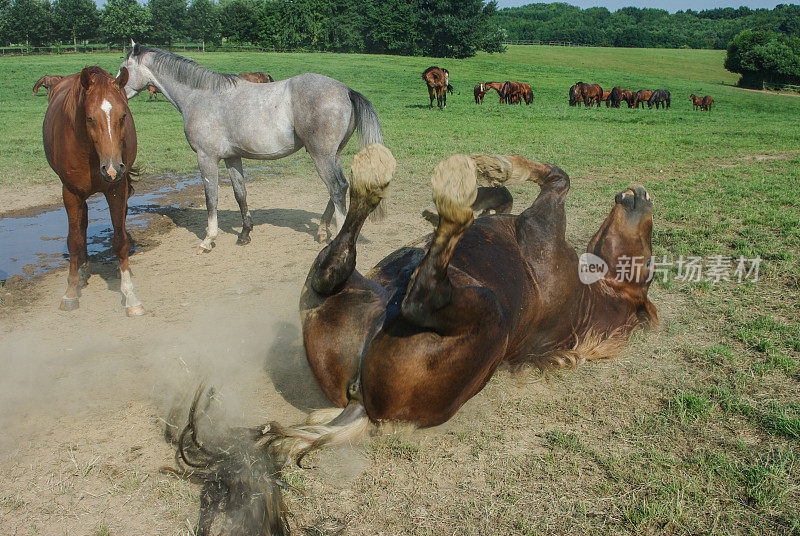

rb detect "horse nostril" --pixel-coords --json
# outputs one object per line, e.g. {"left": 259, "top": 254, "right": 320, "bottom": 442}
{"left": 101, "top": 165, "right": 107, "bottom": 172}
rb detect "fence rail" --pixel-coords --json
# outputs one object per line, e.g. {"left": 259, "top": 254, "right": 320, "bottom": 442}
{"left": 763, "top": 82, "right": 800, "bottom": 92}
{"left": 501, "top": 40, "right": 594, "bottom": 47}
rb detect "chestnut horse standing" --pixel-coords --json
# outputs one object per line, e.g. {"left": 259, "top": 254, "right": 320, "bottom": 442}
{"left": 474, "top": 83, "right": 487, "bottom": 104}
{"left": 421, "top": 66, "right": 453, "bottom": 109}
{"left": 633, "top": 89, "right": 653, "bottom": 108}
{"left": 621, "top": 89, "right": 635, "bottom": 108}
{"left": 484, "top": 81, "right": 505, "bottom": 102}
{"left": 574, "top": 82, "right": 602, "bottom": 107}
{"left": 702, "top": 95, "right": 714, "bottom": 111}
{"left": 33, "top": 75, "right": 65, "bottom": 96}
{"left": 146, "top": 84, "right": 161, "bottom": 101}
{"left": 239, "top": 72, "right": 274, "bottom": 83}
{"left": 42, "top": 66, "right": 143, "bottom": 315}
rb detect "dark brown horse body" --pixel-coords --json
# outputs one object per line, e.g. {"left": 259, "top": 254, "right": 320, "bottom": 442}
{"left": 621, "top": 89, "right": 635, "bottom": 108}
{"left": 601, "top": 90, "right": 612, "bottom": 107}
{"left": 33, "top": 75, "right": 65, "bottom": 96}
{"left": 607, "top": 86, "right": 623, "bottom": 108}
{"left": 569, "top": 83, "right": 582, "bottom": 106}
{"left": 500, "top": 81, "right": 531, "bottom": 104}
{"left": 702, "top": 95, "right": 714, "bottom": 110}
{"left": 297, "top": 145, "right": 656, "bottom": 430}
{"left": 648, "top": 89, "right": 671, "bottom": 110}
{"left": 633, "top": 89, "right": 653, "bottom": 108}
{"left": 42, "top": 66, "right": 143, "bottom": 315}
{"left": 577, "top": 82, "right": 603, "bottom": 107}
{"left": 422, "top": 66, "right": 453, "bottom": 109}
{"left": 239, "top": 72, "right": 274, "bottom": 83}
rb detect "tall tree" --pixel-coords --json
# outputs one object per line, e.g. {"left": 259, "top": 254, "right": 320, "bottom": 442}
{"left": 186, "top": 0, "right": 219, "bottom": 50}
{"left": 218, "top": 0, "right": 260, "bottom": 45}
{"left": 3, "top": 0, "right": 54, "bottom": 47}
{"left": 725, "top": 29, "right": 800, "bottom": 88}
{"left": 148, "top": 0, "right": 186, "bottom": 46}
{"left": 102, "top": 0, "right": 151, "bottom": 46}
{"left": 53, "top": 0, "right": 99, "bottom": 51}
{"left": 417, "top": 0, "right": 504, "bottom": 58}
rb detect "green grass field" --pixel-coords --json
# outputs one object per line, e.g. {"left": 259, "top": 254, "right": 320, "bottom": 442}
{"left": 1, "top": 45, "right": 799, "bottom": 535}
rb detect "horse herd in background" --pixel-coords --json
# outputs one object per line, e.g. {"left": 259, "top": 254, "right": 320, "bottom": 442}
{"left": 474, "top": 80, "right": 533, "bottom": 105}
{"left": 570, "top": 82, "right": 673, "bottom": 110}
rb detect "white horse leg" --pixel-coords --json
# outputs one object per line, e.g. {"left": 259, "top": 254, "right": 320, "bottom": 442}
{"left": 120, "top": 267, "right": 144, "bottom": 316}
{"left": 197, "top": 152, "right": 220, "bottom": 253}
{"left": 311, "top": 154, "right": 348, "bottom": 238}
{"left": 224, "top": 156, "right": 253, "bottom": 245}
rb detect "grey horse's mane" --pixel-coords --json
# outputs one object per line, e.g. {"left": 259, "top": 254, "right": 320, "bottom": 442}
{"left": 131, "top": 45, "right": 239, "bottom": 91}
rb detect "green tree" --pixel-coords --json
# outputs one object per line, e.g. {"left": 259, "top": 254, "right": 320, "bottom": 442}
{"left": 3, "top": 0, "right": 54, "bottom": 46}
{"left": 725, "top": 29, "right": 800, "bottom": 88}
{"left": 148, "top": 0, "right": 186, "bottom": 46}
{"left": 418, "top": 0, "right": 504, "bottom": 58}
{"left": 53, "top": 0, "right": 99, "bottom": 51}
{"left": 219, "top": 0, "right": 261, "bottom": 44}
{"left": 186, "top": 0, "right": 219, "bottom": 50}
{"left": 102, "top": 0, "right": 151, "bottom": 46}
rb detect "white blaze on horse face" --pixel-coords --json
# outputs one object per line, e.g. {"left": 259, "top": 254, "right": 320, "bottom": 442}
{"left": 101, "top": 99, "right": 113, "bottom": 143}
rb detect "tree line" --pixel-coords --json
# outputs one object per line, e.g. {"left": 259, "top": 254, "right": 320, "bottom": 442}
{"left": 495, "top": 3, "right": 800, "bottom": 50}
{"left": 0, "top": 0, "right": 504, "bottom": 58}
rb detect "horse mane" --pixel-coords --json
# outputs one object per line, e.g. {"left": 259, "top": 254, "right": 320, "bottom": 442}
{"left": 132, "top": 45, "right": 239, "bottom": 91}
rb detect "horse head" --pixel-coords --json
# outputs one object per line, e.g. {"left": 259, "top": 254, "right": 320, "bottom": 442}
{"left": 80, "top": 66, "right": 131, "bottom": 183}
{"left": 585, "top": 186, "right": 656, "bottom": 320}
{"left": 118, "top": 41, "right": 153, "bottom": 99}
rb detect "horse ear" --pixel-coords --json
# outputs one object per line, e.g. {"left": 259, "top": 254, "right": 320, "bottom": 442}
{"left": 115, "top": 66, "right": 129, "bottom": 89}
{"left": 80, "top": 68, "right": 92, "bottom": 90}
{"left": 133, "top": 42, "right": 140, "bottom": 56}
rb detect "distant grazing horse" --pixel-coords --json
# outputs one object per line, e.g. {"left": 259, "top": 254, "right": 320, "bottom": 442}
{"left": 621, "top": 89, "right": 635, "bottom": 108}
{"left": 499, "top": 81, "right": 532, "bottom": 105}
{"left": 119, "top": 42, "right": 383, "bottom": 247}
{"left": 569, "top": 83, "right": 583, "bottom": 106}
{"left": 239, "top": 72, "right": 274, "bottom": 83}
{"left": 43, "top": 66, "right": 143, "bottom": 315}
{"left": 702, "top": 95, "right": 714, "bottom": 111}
{"left": 648, "top": 89, "right": 671, "bottom": 110}
{"left": 422, "top": 66, "right": 453, "bottom": 109}
{"left": 474, "top": 83, "right": 487, "bottom": 104}
{"left": 577, "top": 82, "right": 603, "bottom": 107}
{"left": 607, "top": 86, "right": 623, "bottom": 108}
{"left": 171, "top": 144, "right": 658, "bottom": 530}
{"left": 146, "top": 84, "right": 161, "bottom": 101}
{"left": 484, "top": 82, "right": 505, "bottom": 102}
{"left": 633, "top": 89, "right": 653, "bottom": 108}
{"left": 690, "top": 94, "right": 703, "bottom": 111}
{"left": 32, "top": 75, "right": 65, "bottom": 96}
{"left": 601, "top": 90, "right": 612, "bottom": 107}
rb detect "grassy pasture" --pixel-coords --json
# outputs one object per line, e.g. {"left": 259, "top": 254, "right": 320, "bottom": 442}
{"left": 1, "top": 45, "right": 799, "bottom": 534}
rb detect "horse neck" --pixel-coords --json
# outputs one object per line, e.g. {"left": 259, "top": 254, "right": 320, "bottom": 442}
{"left": 573, "top": 279, "right": 637, "bottom": 339}
{"left": 143, "top": 62, "right": 199, "bottom": 115}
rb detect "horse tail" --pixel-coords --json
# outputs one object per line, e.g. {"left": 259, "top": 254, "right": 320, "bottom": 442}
{"left": 349, "top": 89, "right": 387, "bottom": 219}
{"left": 263, "top": 401, "right": 370, "bottom": 468}
{"left": 446, "top": 83, "right": 454, "bottom": 95}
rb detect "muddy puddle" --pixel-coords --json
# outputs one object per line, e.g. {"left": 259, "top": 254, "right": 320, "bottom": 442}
{"left": 0, "top": 174, "right": 202, "bottom": 281}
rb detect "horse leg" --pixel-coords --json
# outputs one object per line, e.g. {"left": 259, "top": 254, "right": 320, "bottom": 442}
{"left": 197, "top": 152, "right": 220, "bottom": 253}
{"left": 310, "top": 153, "right": 348, "bottom": 240}
{"left": 442, "top": 86, "right": 447, "bottom": 109}
{"left": 224, "top": 157, "right": 253, "bottom": 245}
{"left": 428, "top": 85, "right": 435, "bottom": 108}
{"left": 473, "top": 186, "right": 513, "bottom": 217}
{"left": 105, "top": 182, "right": 143, "bottom": 316}
{"left": 318, "top": 200, "right": 335, "bottom": 242}
{"left": 363, "top": 155, "right": 509, "bottom": 426}
{"left": 77, "top": 198, "right": 90, "bottom": 288}
{"left": 306, "top": 144, "right": 394, "bottom": 296}
{"left": 60, "top": 186, "right": 86, "bottom": 311}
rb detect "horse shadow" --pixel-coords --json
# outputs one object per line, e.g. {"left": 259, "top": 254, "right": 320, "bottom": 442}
{"left": 152, "top": 206, "right": 322, "bottom": 240}
{"left": 406, "top": 104, "right": 434, "bottom": 109}
{"left": 263, "top": 321, "right": 330, "bottom": 412}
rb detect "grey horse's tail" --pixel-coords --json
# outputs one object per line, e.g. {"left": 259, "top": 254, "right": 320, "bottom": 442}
{"left": 349, "top": 89, "right": 387, "bottom": 219}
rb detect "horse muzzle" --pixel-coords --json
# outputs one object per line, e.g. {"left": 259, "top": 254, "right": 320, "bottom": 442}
{"left": 100, "top": 161, "right": 126, "bottom": 183}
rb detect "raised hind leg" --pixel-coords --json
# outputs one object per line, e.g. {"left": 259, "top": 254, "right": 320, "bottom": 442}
{"left": 197, "top": 152, "right": 220, "bottom": 253}
{"left": 421, "top": 186, "right": 512, "bottom": 226}
{"left": 310, "top": 153, "right": 348, "bottom": 241}
{"left": 224, "top": 157, "right": 253, "bottom": 245}
{"left": 60, "top": 185, "right": 86, "bottom": 311}
{"left": 106, "top": 180, "right": 144, "bottom": 316}
{"left": 362, "top": 155, "right": 509, "bottom": 426}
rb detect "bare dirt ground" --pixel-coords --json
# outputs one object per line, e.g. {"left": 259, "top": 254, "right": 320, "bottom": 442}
{"left": 0, "top": 165, "right": 689, "bottom": 535}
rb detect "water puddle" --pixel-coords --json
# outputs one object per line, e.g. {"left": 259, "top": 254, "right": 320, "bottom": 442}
{"left": 0, "top": 175, "right": 198, "bottom": 281}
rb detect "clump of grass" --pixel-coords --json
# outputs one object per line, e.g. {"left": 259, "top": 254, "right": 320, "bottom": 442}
{"left": 666, "top": 390, "right": 712, "bottom": 424}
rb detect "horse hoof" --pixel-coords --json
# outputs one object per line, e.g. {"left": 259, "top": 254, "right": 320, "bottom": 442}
{"left": 197, "top": 244, "right": 213, "bottom": 254}
{"left": 126, "top": 304, "right": 145, "bottom": 317}
{"left": 59, "top": 298, "right": 79, "bottom": 311}
{"left": 236, "top": 235, "right": 251, "bottom": 246}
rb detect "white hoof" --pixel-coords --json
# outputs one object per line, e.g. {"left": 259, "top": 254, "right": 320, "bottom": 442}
{"left": 126, "top": 304, "right": 145, "bottom": 316}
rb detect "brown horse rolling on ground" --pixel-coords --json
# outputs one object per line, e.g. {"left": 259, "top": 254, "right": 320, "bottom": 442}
{"left": 173, "top": 143, "right": 658, "bottom": 532}
{"left": 633, "top": 89, "right": 653, "bottom": 108}
{"left": 422, "top": 66, "right": 453, "bottom": 109}
{"left": 33, "top": 75, "right": 65, "bottom": 96}
{"left": 239, "top": 72, "right": 274, "bottom": 83}
{"left": 42, "top": 66, "right": 143, "bottom": 315}
{"left": 702, "top": 95, "right": 714, "bottom": 111}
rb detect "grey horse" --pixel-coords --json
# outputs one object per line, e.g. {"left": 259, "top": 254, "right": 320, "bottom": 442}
{"left": 119, "top": 41, "right": 383, "bottom": 249}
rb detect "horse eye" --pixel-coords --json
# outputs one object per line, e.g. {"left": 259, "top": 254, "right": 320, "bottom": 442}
{"left": 120, "top": 114, "right": 126, "bottom": 123}
{"left": 87, "top": 117, "right": 94, "bottom": 122}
